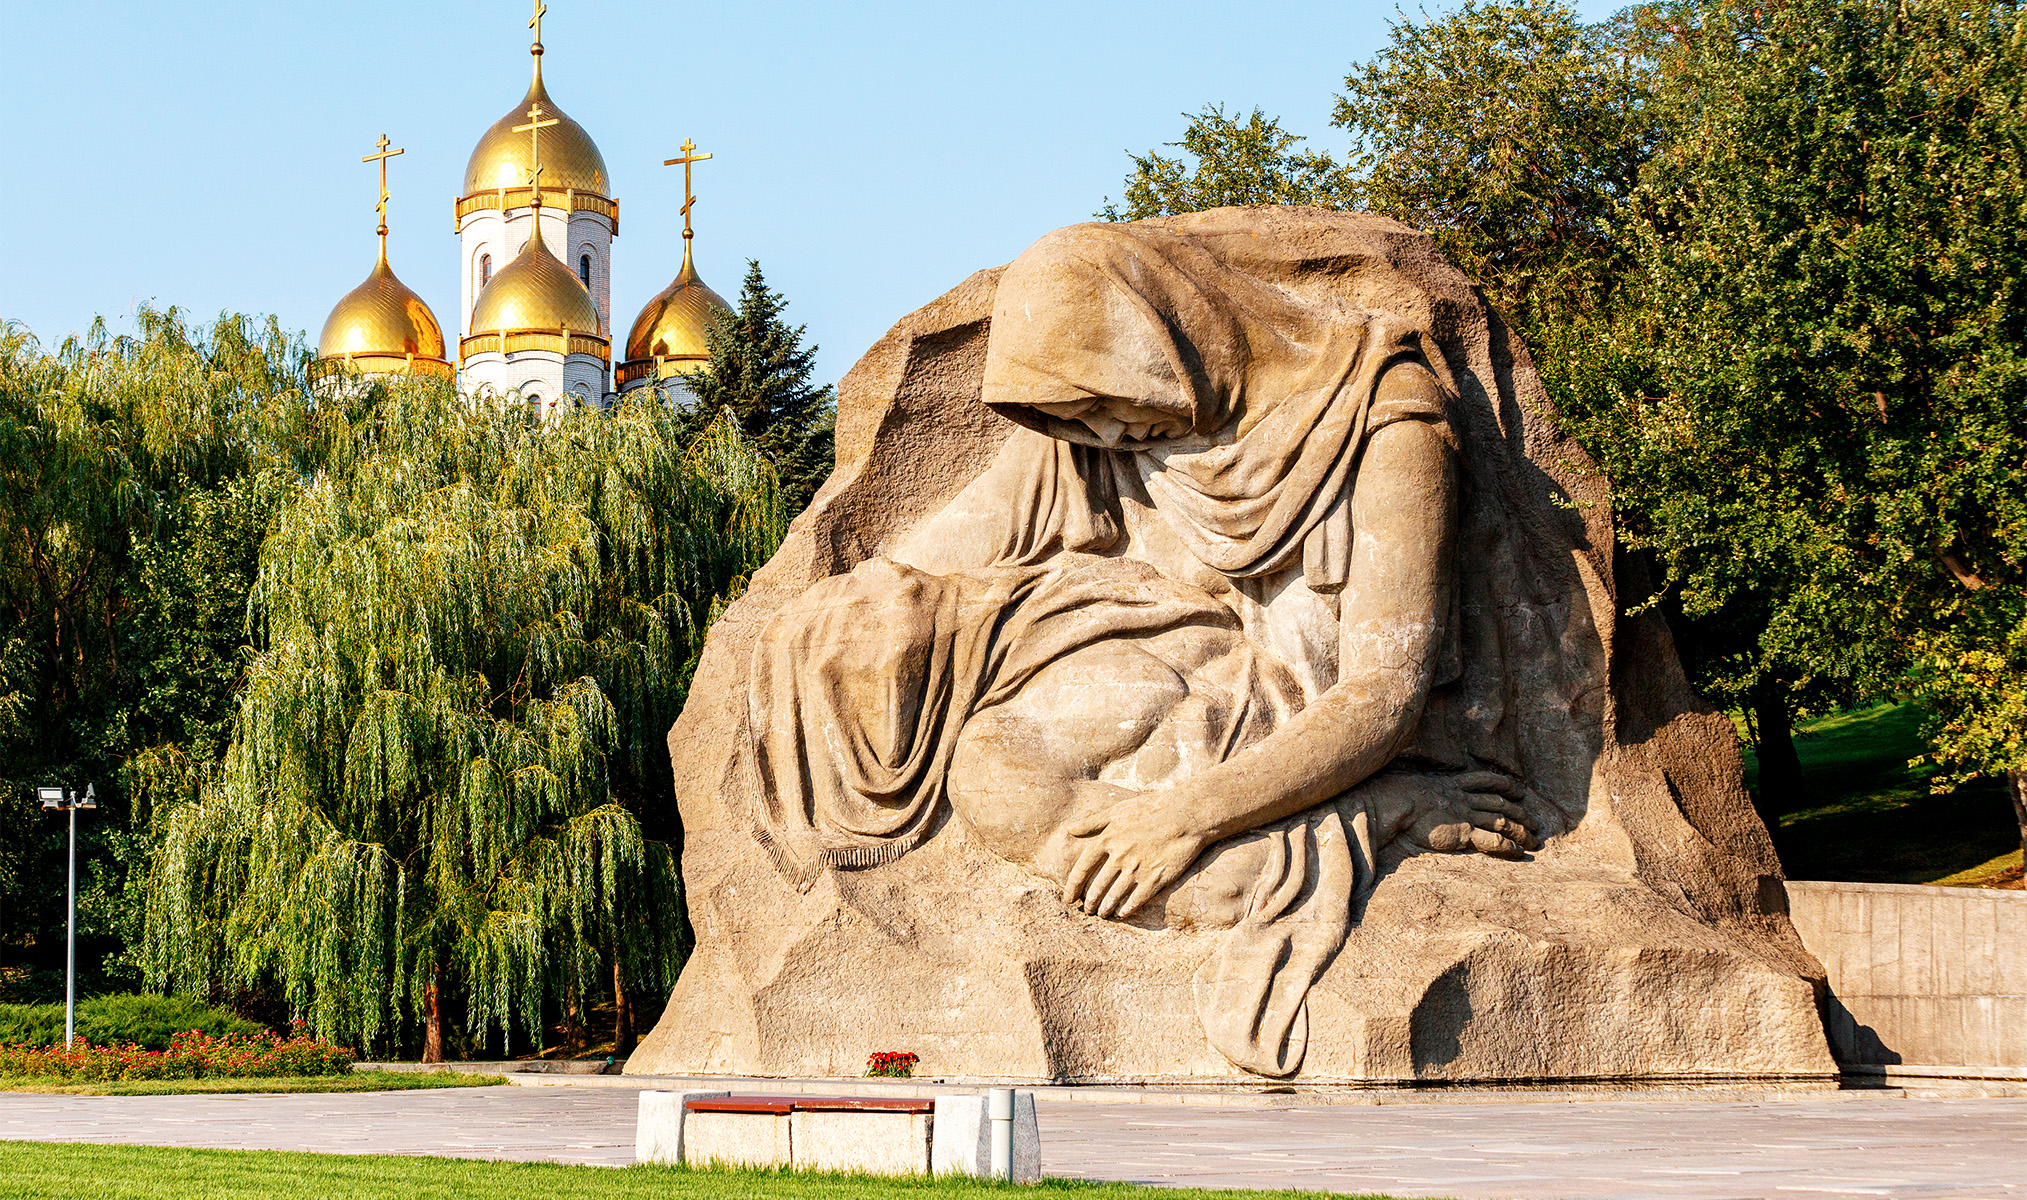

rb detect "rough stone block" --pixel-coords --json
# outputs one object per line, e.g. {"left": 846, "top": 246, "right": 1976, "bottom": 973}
{"left": 931, "top": 1092, "right": 1040, "bottom": 1182}
{"left": 636, "top": 1089, "right": 729, "bottom": 1165}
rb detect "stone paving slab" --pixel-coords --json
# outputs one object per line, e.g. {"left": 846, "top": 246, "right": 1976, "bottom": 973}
{"left": 0, "top": 1088, "right": 636, "bottom": 1165}
{"left": 507, "top": 1071, "right": 2027, "bottom": 1106}
{"left": 3, "top": 1088, "right": 2025, "bottom": 1199}
{"left": 1046, "top": 1098, "right": 2027, "bottom": 1198}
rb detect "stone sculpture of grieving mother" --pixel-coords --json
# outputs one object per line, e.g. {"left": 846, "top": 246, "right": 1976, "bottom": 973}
{"left": 745, "top": 222, "right": 1545, "bottom": 1077}
{"left": 634, "top": 209, "right": 1835, "bottom": 1085}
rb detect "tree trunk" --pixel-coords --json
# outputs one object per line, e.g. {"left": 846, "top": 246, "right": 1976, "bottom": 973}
{"left": 421, "top": 973, "right": 445, "bottom": 1064}
{"left": 2008, "top": 769, "right": 2027, "bottom": 861}
{"left": 1751, "top": 687, "right": 1804, "bottom": 821}
{"left": 563, "top": 980, "right": 586, "bottom": 1052}
{"left": 613, "top": 954, "right": 635, "bottom": 1056}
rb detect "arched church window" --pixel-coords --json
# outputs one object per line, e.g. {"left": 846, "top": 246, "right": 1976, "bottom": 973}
{"left": 579, "top": 254, "right": 592, "bottom": 287}
{"left": 480, "top": 254, "right": 493, "bottom": 287}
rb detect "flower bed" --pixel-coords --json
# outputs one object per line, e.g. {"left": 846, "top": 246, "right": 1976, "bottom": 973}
{"left": 865, "top": 1050, "right": 919, "bottom": 1078}
{"left": 0, "top": 1022, "right": 355, "bottom": 1081}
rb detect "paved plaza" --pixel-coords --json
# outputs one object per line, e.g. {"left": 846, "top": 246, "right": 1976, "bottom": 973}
{"left": 4, "top": 1085, "right": 2026, "bottom": 1199}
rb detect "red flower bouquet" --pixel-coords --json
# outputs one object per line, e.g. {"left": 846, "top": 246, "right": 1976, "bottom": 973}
{"left": 865, "top": 1050, "right": 919, "bottom": 1078}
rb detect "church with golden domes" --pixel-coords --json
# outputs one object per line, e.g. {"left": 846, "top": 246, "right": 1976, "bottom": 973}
{"left": 313, "top": 2, "right": 730, "bottom": 410}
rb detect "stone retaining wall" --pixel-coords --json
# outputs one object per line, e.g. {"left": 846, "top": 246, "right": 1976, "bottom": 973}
{"left": 1786, "top": 880, "right": 2027, "bottom": 1073}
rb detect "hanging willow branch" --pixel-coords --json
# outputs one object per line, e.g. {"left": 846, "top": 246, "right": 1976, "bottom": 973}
{"left": 143, "top": 382, "right": 783, "bottom": 1053}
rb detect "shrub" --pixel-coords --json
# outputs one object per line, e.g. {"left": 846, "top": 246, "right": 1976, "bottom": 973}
{"left": 0, "top": 994, "right": 264, "bottom": 1051}
{"left": 0, "top": 1004, "right": 63, "bottom": 1048}
{"left": 76, "top": 994, "right": 265, "bottom": 1051}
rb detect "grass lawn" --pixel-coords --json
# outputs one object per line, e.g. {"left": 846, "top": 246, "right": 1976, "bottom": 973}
{"left": 0, "top": 1143, "right": 1404, "bottom": 1200}
{"left": 1747, "top": 703, "right": 2021, "bottom": 885}
{"left": 0, "top": 1070, "right": 506, "bottom": 1096}
{"left": 1929, "top": 848, "right": 2025, "bottom": 888}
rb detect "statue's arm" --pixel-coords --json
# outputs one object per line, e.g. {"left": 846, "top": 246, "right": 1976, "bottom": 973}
{"left": 1060, "top": 375, "right": 1461, "bottom": 916}
{"left": 1208, "top": 412, "right": 1458, "bottom": 836}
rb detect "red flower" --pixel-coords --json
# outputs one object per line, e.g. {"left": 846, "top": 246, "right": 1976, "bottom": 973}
{"left": 864, "top": 1051, "right": 920, "bottom": 1078}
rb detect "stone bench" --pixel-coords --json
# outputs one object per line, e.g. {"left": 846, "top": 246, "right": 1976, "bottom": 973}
{"left": 636, "top": 1089, "right": 1039, "bottom": 1180}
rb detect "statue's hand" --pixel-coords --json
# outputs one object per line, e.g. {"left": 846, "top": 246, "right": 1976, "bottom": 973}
{"left": 1379, "top": 770, "right": 1540, "bottom": 859}
{"left": 1060, "top": 787, "right": 1209, "bottom": 920}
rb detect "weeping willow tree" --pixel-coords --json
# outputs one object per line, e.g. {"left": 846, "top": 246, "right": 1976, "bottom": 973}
{"left": 1, "top": 308, "right": 314, "bottom": 985}
{"left": 143, "top": 381, "right": 782, "bottom": 1058}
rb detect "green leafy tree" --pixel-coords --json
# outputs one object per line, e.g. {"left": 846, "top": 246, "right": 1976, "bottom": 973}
{"left": 1333, "top": 0, "right": 1659, "bottom": 331}
{"left": 684, "top": 262, "right": 836, "bottom": 515}
{"left": 88, "top": 469, "right": 299, "bottom": 983}
{"left": 1101, "top": 4, "right": 1655, "bottom": 333}
{"left": 1561, "top": 0, "right": 2027, "bottom": 840}
{"left": 143, "top": 382, "right": 783, "bottom": 1058}
{"left": 0, "top": 310, "right": 307, "bottom": 985}
{"left": 1099, "top": 105, "right": 1351, "bottom": 221}
{"left": 1308, "top": 0, "right": 1831, "bottom": 803}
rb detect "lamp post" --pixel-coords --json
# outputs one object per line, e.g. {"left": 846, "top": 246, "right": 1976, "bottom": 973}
{"left": 38, "top": 784, "right": 96, "bottom": 1048}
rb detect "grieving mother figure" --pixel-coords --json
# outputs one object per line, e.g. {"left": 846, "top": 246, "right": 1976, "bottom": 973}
{"left": 743, "top": 222, "right": 1540, "bottom": 1077}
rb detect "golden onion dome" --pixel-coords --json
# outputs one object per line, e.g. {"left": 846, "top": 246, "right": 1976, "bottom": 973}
{"left": 624, "top": 242, "right": 732, "bottom": 362}
{"left": 315, "top": 249, "right": 451, "bottom": 369}
{"left": 463, "top": 64, "right": 608, "bottom": 199}
{"left": 468, "top": 220, "right": 602, "bottom": 335}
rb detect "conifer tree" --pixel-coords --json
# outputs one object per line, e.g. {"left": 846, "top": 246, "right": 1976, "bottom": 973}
{"left": 684, "top": 262, "right": 836, "bottom": 514}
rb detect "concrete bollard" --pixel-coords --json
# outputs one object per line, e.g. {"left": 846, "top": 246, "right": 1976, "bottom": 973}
{"left": 989, "top": 1088, "right": 1014, "bottom": 1179}
{"left": 634, "top": 1089, "right": 729, "bottom": 1165}
{"left": 931, "top": 1090, "right": 1040, "bottom": 1182}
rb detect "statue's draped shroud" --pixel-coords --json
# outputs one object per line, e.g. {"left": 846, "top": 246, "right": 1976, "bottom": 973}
{"left": 629, "top": 209, "right": 1836, "bottom": 1084}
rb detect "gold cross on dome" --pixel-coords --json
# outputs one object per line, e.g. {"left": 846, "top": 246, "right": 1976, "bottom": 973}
{"left": 514, "top": 102, "right": 560, "bottom": 205}
{"left": 662, "top": 138, "right": 713, "bottom": 240}
{"left": 528, "top": 0, "right": 546, "bottom": 46}
{"left": 361, "top": 133, "right": 405, "bottom": 249}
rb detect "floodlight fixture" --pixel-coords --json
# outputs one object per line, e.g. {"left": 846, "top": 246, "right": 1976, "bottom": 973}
{"left": 37, "top": 781, "right": 97, "bottom": 1047}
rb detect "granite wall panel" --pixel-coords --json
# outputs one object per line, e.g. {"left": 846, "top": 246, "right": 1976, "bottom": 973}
{"left": 1788, "top": 880, "right": 2026, "bottom": 1071}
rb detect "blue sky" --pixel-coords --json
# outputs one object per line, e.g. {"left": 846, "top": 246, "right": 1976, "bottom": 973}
{"left": 1, "top": 0, "right": 1613, "bottom": 385}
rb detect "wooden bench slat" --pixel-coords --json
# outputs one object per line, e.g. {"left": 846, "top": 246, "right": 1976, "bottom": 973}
{"left": 686, "top": 1097, "right": 795, "bottom": 1114}
{"left": 684, "top": 1095, "right": 935, "bottom": 1115}
{"left": 793, "top": 1097, "right": 935, "bottom": 1113}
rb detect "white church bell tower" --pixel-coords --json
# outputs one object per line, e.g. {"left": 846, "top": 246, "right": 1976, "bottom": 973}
{"left": 455, "top": 1, "right": 614, "bottom": 410}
